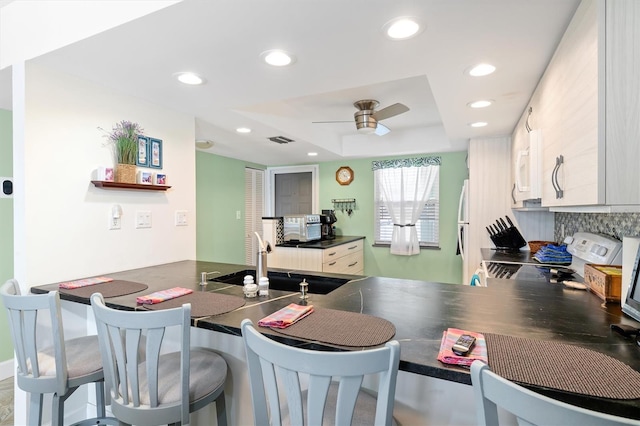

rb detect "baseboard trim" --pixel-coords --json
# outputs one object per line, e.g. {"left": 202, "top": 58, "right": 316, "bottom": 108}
{"left": 0, "top": 358, "right": 14, "bottom": 381}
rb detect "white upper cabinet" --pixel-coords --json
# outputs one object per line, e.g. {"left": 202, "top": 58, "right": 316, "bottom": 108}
{"left": 512, "top": 0, "right": 640, "bottom": 210}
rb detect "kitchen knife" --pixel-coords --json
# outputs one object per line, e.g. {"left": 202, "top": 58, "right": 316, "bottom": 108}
{"left": 495, "top": 220, "right": 504, "bottom": 232}
{"left": 486, "top": 226, "right": 494, "bottom": 236}
{"left": 500, "top": 217, "right": 509, "bottom": 230}
{"left": 506, "top": 216, "right": 515, "bottom": 228}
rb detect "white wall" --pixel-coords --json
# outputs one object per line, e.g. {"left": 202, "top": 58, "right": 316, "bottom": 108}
{"left": 16, "top": 62, "right": 196, "bottom": 286}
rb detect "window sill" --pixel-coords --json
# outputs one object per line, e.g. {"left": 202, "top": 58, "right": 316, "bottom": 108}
{"left": 372, "top": 243, "right": 441, "bottom": 251}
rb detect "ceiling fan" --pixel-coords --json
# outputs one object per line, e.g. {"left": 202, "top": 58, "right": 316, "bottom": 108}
{"left": 313, "top": 99, "right": 410, "bottom": 136}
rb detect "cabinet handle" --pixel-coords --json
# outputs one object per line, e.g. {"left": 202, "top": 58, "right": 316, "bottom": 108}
{"left": 511, "top": 183, "right": 516, "bottom": 204}
{"left": 328, "top": 261, "right": 336, "bottom": 266}
{"left": 348, "top": 261, "right": 358, "bottom": 267}
{"left": 328, "top": 251, "right": 337, "bottom": 256}
{"left": 348, "top": 245, "right": 358, "bottom": 250}
{"left": 552, "top": 155, "right": 564, "bottom": 199}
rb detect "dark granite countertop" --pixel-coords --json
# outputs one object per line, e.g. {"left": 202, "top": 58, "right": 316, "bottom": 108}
{"left": 31, "top": 260, "right": 640, "bottom": 419}
{"left": 276, "top": 235, "right": 365, "bottom": 249}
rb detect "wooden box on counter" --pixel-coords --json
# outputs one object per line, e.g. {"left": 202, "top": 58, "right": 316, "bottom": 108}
{"left": 584, "top": 264, "right": 623, "bottom": 303}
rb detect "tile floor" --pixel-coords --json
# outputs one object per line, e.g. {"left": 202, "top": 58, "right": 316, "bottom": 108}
{"left": 0, "top": 377, "right": 13, "bottom": 426}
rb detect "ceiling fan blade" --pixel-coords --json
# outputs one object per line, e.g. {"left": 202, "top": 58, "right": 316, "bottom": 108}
{"left": 372, "top": 103, "right": 409, "bottom": 121}
{"left": 375, "top": 123, "right": 390, "bottom": 136}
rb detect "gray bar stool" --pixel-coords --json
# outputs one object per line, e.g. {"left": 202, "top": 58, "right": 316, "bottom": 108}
{"left": 90, "top": 292, "right": 228, "bottom": 426}
{"left": 0, "top": 279, "right": 116, "bottom": 425}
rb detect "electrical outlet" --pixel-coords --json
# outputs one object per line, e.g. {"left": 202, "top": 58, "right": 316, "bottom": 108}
{"left": 109, "top": 216, "right": 121, "bottom": 230}
{"left": 236, "top": 210, "right": 241, "bottom": 220}
{"left": 136, "top": 211, "right": 152, "bottom": 229}
{"left": 175, "top": 210, "right": 188, "bottom": 226}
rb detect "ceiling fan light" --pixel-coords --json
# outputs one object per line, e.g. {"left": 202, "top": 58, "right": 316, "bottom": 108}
{"left": 358, "top": 126, "right": 376, "bottom": 134}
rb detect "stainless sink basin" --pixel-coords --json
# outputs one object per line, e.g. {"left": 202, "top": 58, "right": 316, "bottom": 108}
{"left": 211, "top": 270, "right": 350, "bottom": 295}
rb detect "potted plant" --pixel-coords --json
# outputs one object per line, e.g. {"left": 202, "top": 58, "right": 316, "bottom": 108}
{"left": 100, "top": 120, "right": 144, "bottom": 183}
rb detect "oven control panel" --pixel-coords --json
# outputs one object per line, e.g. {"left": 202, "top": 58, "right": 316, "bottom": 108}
{"left": 565, "top": 232, "right": 622, "bottom": 265}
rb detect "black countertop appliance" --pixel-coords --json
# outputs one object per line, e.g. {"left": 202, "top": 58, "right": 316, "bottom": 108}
{"left": 321, "top": 209, "right": 338, "bottom": 240}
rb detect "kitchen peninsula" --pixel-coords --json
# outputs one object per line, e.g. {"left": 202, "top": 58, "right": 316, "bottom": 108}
{"left": 32, "top": 260, "right": 640, "bottom": 423}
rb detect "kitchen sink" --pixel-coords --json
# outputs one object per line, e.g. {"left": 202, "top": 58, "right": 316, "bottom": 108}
{"left": 211, "top": 269, "right": 350, "bottom": 295}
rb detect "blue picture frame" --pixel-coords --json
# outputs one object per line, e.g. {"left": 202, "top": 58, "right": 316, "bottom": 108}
{"left": 136, "top": 135, "right": 149, "bottom": 167}
{"left": 149, "top": 137, "right": 163, "bottom": 169}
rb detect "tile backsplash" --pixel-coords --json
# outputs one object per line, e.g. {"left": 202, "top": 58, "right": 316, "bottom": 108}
{"left": 555, "top": 213, "right": 640, "bottom": 242}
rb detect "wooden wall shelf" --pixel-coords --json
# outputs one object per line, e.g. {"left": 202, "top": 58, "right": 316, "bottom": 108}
{"left": 91, "top": 181, "right": 171, "bottom": 191}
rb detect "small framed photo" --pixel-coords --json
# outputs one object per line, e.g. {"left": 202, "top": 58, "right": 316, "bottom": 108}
{"left": 137, "top": 170, "right": 153, "bottom": 185}
{"left": 136, "top": 136, "right": 149, "bottom": 167}
{"left": 154, "top": 173, "right": 167, "bottom": 185}
{"left": 97, "top": 166, "right": 114, "bottom": 181}
{"left": 149, "top": 138, "right": 163, "bottom": 169}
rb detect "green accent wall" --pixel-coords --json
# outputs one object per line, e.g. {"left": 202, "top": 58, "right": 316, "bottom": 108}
{"left": 195, "top": 150, "right": 468, "bottom": 285}
{"left": 318, "top": 152, "right": 468, "bottom": 284}
{"left": 0, "top": 109, "right": 14, "bottom": 361}
{"left": 195, "top": 151, "right": 265, "bottom": 265}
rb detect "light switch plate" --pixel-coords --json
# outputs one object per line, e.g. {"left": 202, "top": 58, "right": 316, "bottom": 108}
{"left": 175, "top": 210, "right": 188, "bottom": 226}
{"left": 136, "top": 210, "right": 152, "bottom": 229}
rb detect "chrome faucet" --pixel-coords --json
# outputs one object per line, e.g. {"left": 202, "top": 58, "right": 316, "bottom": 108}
{"left": 254, "top": 232, "right": 271, "bottom": 281}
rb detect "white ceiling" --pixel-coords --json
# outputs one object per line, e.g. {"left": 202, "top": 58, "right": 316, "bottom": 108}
{"left": 2, "top": 0, "right": 580, "bottom": 165}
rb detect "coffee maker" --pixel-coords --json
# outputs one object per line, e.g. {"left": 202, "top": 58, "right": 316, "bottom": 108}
{"left": 320, "top": 209, "right": 338, "bottom": 240}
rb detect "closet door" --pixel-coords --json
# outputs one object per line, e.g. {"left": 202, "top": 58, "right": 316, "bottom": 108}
{"left": 245, "top": 168, "right": 265, "bottom": 265}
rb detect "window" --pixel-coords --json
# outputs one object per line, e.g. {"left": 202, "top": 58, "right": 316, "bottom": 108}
{"left": 373, "top": 157, "right": 440, "bottom": 252}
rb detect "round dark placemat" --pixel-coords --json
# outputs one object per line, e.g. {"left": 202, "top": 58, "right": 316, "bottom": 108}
{"left": 271, "top": 308, "right": 396, "bottom": 348}
{"left": 59, "top": 280, "right": 148, "bottom": 299}
{"left": 485, "top": 333, "right": 640, "bottom": 400}
{"left": 143, "top": 292, "right": 245, "bottom": 318}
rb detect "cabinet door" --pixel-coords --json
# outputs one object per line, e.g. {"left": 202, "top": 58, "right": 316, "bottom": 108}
{"left": 604, "top": 0, "right": 640, "bottom": 204}
{"left": 537, "top": 0, "right": 600, "bottom": 207}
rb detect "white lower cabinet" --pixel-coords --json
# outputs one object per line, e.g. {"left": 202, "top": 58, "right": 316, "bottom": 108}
{"left": 269, "top": 239, "right": 364, "bottom": 275}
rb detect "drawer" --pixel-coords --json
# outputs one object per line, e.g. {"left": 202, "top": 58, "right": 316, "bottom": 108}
{"left": 323, "top": 251, "right": 363, "bottom": 274}
{"left": 322, "top": 240, "right": 363, "bottom": 263}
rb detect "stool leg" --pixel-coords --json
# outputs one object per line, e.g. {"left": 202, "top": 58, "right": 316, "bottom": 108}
{"left": 28, "top": 392, "right": 43, "bottom": 426}
{"left": 95, "top": 381, "right": 106, "bottom": 418}
{"left": 52, "top": 392, "right": 64, "bottom": 426}
{"left": 216, "top": 391, "right": 227, "bottom": 426}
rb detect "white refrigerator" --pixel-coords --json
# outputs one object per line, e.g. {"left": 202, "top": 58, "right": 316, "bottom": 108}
{"left": 457, "top": 179, "right": 470, "bottom": 284}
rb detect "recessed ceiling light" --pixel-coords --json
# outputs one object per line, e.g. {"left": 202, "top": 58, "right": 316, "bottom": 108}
{"left": 174, "top": 72, "right": 204, "bottom": 85}
{"left": 261, "top": 49, "right": 296, "bottom": 67}
{"left": 307, "top": 152, "right": 318, "bottom": 157}
{"left": 467, "top": 100, "right": 493, "bottom": 109}
{"left": 383, "top": 17, "right": 423, "bottom": 40}
{"left": 467, "top": 64, "right": 496, "bottom": 77}
{"left": 236, "top": 127, "right": 252, "bottom": 134}
{"left": 469, "top": 121, "right": 488, "bottom": 128}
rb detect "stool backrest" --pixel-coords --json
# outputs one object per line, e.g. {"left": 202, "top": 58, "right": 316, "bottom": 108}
{"left": 90, "top": 292, "right": 191, "bottom": 425}
{"left": 241, "top": 318, "right": 400, "bottom": 426}
{"left": 0, "top": 279, "right": 68, "bottom": 396}
{"left": 470, "top": 360, "right": 639, "bottom": 425}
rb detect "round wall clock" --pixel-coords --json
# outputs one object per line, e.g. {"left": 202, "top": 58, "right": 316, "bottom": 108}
{"left": 336, "top": 166, "right": 354, "bottom": 185}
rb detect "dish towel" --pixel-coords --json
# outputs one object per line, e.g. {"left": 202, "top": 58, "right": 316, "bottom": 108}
{"left": 258, "top": 303, "right": 314, "bottom": 329}
{"left": 437, "top": 327, "right": 488, "bottom": 367}
{"left": 59, "top": 276, "right": 113, "bottom": 289}
{"left": 533, "top": 244, "right": 572, "bottom": 264}
{"left": 136, "top": 287, "right": 193, "bottom": 305}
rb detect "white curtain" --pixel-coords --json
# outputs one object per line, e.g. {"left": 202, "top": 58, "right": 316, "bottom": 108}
{"left": 375, "top": 164, "right": 438, "bottom": 255}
